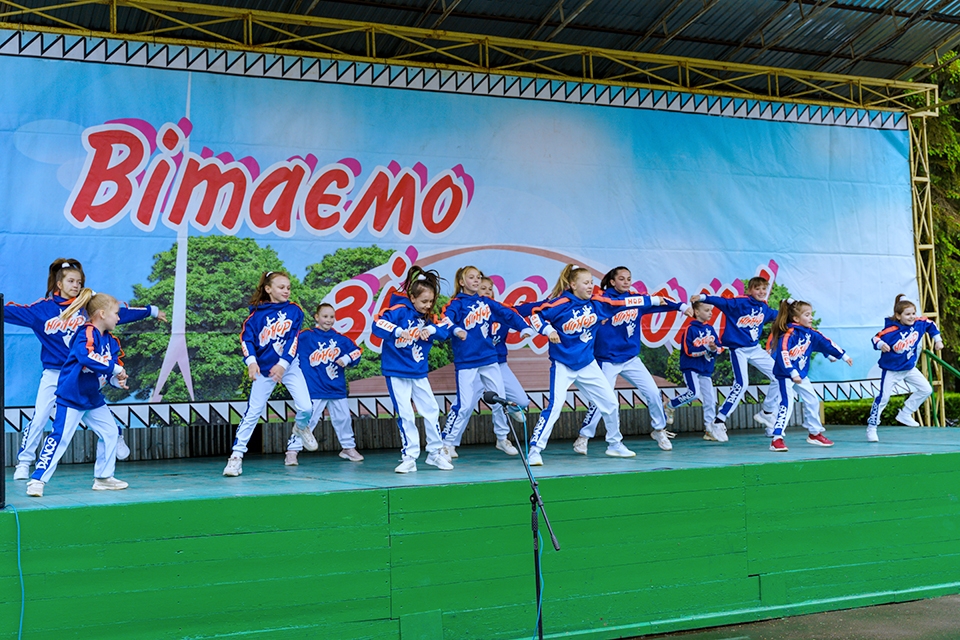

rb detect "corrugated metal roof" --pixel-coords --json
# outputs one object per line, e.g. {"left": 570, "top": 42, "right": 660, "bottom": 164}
{"left": 3, "top": 0, "right": 958, "bottom": 81}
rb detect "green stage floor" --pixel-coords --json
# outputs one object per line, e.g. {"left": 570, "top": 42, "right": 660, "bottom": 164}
{"left": 5, "top": 424, "right": 960, "bottom": 511}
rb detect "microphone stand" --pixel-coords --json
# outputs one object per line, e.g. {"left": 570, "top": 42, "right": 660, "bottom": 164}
{"left": 495, "top": 397, "right": 560, "bottom": 640}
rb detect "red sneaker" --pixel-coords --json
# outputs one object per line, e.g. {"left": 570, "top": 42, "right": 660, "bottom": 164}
{"left": 806, "top": 433, "right": 834, "bottom": 447}
{"left": 769, "top": 437, "right": 788, "bottom": 452}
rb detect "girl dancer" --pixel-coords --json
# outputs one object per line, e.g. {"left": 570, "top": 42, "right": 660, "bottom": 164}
{"left": 767, "top": 299, "right": 851, "bottom": 452}
{"left": 664, "top": 301, "right": 725, "bottom": 441}
{"left": 26, "top": 290, "right": 129, "bottom": 497}
{"left": 440, "top": 266, "right": 534, "bottom": 459}
{"left": 526, "top": 264, "right": 673, "bottom": 465}
{"left": 867, "top": 294, "right": 943, "bottom": 441}
{"left": 224, "top": 271, "right": 314, "bottom": 477}
{"left": 577, "top": 266, "right": 686, "bottom": 453}
{"left": 480, "top": 275, "right": 531, "bottom": 414}
{"left": 690, "top": 277, "right": 781, "bottom": 434}
{"left": 6, "top": 258, "right": 164, "bottom": 480}
{"left": 286, "top": 303, "right": 363, "bottom": 465}
{"left": 371, "top": 267, "right": 453, "bottom": 473}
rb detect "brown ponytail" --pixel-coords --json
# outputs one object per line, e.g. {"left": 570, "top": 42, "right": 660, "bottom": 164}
{"left": 250, "top": 271, "right": 290, "bottom": 306}
{"left": 47, "top": 257, "right": 85, "bottom": 297}
{"left": 891, "top": 294, "right": 917, "bottom": 321}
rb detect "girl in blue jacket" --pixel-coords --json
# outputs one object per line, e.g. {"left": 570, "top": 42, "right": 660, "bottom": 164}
{"left": 867, "top": 294, "right": 943, "bottom": 441}
{"left": 6, "top": 258, "right": 164, "bottom": 480}
{"left": 577, "top": 266, "right": 686, "bottom": 454}
{"left": 371, "top": 267, "right": 452, "bottom": 474}
{"left": 767, "top": 299, "right": 852, "bottom": 452}
{"left": 285, "top": 303, "right": 363, "bottom": 466}
{"left": 526, "top": 264, "right": 673, "bottom": 465}
{"left": 690, "top": 277, "right": 781, "bottom": 434}
{"left": 26, "top": 289, "right": 130, "bottom": 497}
{"left": 664, "top": 301, "right": 725, "bottom": 441}
{"left": 224, "top": 271, "right": 314, "bottom": 477}
{"left": 479, "top": 276, "right": 533, "bottom": 421}
{"left": 440, "top": 266, "right": 535, "bottom": 459}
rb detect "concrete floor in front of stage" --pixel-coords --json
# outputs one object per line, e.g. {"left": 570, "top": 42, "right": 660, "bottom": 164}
{"left": 640, "top": 594, "right": 960, "bottom": 640}
{"left": 4, "top": 424, "right": 960, "bottom": 511}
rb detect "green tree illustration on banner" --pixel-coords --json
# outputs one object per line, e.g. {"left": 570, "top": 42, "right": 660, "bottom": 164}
{"left": 107, "top": 238, "right": 452, "bottom": 402}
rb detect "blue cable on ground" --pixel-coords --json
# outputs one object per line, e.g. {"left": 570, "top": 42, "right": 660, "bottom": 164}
{"left": 532, "top": 529, "right": 545, "bottom": 640}
{"left": 9, "top": 504, "right": 25, "bottom": 640}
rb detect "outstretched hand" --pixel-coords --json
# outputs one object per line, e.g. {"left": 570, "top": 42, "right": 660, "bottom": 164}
{"left": 156, "top": 310, "right": 168, "bottom": 323}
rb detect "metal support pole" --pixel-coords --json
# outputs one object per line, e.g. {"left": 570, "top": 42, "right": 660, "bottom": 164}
{"left": 1, "top": 294, "right": 6, "bottom": 509}
{"left": 910, "top": 113, "right": 945, "bottom": 426}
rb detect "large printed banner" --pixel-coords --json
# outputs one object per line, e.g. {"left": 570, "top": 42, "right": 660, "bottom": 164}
{"left": 0, "top": 36, "right": 916, "bottom": 420}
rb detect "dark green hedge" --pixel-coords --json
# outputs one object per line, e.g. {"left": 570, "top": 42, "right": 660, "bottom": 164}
{"left": 823, "top": 392, "right": 960, "bottom": 425}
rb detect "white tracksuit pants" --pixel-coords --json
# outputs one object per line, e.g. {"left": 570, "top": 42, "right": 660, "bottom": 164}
{"left": 771, "top": 376, "right": 825, "bottom": 437}
{"left": 717, "top": 345, "right": 781, "bottom": 420}
{"left": 386, "top": 376, "right": 444, "bottom": 461}
{"left": 490, "top": 362, "right": 530, "bottom": 437}
{"left": 18, "top": 369, "right": 59, "bottom": 465}
{"left": 442, "top": 364, "right": 509, "bottom": 447}
{"left": 20, "top": 368, "right": 125, "bottom": 467}
{"left": 287, "top": 398, "right": 356, "bottom": 451}
{"left": 868, "top": 367, "right": 932, "bottom": 427}
{"left": 232, "top": 360, "right": 311, "bottom": 456}
{"left": 668, "top": 370, "right": 717, "bottom": 427}
{"left": 32, "top": 404, "right": 118, "bottom": 484}
{"left": 531, "top": 360, "right": 621, "bottom": 450}
{"left": 581, "top": 356, "right": 663, "bottom": 437}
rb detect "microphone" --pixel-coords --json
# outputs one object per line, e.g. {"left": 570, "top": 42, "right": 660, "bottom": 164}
{"left": 483, "top": 390, "right": 516, "bottom": 407}
{"left": 483, "top": 390, "right": 525, "bottom": 422}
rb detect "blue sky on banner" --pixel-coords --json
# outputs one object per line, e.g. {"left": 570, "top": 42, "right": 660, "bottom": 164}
{"left": 0, "top": 53, "right": 914, "bottom": 405}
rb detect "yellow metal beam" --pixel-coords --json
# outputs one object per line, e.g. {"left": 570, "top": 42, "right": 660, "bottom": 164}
{"left": 0, "top": 0, "right": 937, "bottom": 111}
{"left": 911, "top": 114, "right": 946, "bottom": 426}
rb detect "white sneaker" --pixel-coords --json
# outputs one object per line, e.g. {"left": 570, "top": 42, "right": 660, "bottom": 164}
{"left": 704, "top": 424, "right": 721, "bottom": 442}
{"left": 528, "top": 447, "right": 543, "bottom": 466}
{"left": 896, "top": 409, "right": 920, "bottom": 427}
{"left": 573, "top": 436, "right": 589, "bottom": 455}
{"left": 495, "top": 439, "right": 519, "bottom": 456}
{"left": 395, "top": 458, "right": 417, "bottom": 474}
{"left": 13, "top": 463, "right": 31, "bottom": 480}
{"left": 223, "top": 456, "right": 243, "bottom": 477}
{"left": 753, "top": 410, "right": 775, "bottom": 429}
{"left": 866, "top": 427, "right": 880, "bottom": 442}
{"left": 26, "top": 480, "right": 43, "bottom": 497}
{"left": 92, "top": 476, "right": 129, "bottom": 491}
{"left": 339, "top": 448, "right": 364, "bottom": 462}
{"left": 291, "top": 425, "right": 319, "bottom": 451}
{"left": 715, "top": 423, "right": 729, "bottom": 443}
{"left": 284, "top": 450, "right": 299, "bottom": 466}
{"left": 605, "top": 442, "right": 636, "bottom": 458}
{"left": 663, "top": 399, "right": 675, "bottom": 425}
{"left": 425, "top": 451, "right": 454, "bottom": 470}
{"left": 651, "top": 429, "right": 673, "bottom": 451}
{"left": 443, "top": 445, "right": 458, "bottom": 459}
{"left": 117, "top": 435, "right": 131, "bottom": 460}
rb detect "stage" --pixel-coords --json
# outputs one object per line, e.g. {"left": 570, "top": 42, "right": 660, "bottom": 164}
{"left": 3, "top": 425, "right": 960, "bottom": 640}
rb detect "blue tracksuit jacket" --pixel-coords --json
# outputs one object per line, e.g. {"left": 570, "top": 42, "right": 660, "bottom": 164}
{"left": 299, "top": 327, "right": 362, "bottom": 399}
{"left": 240, "top": 301, "right": 304, "bottom": 374}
